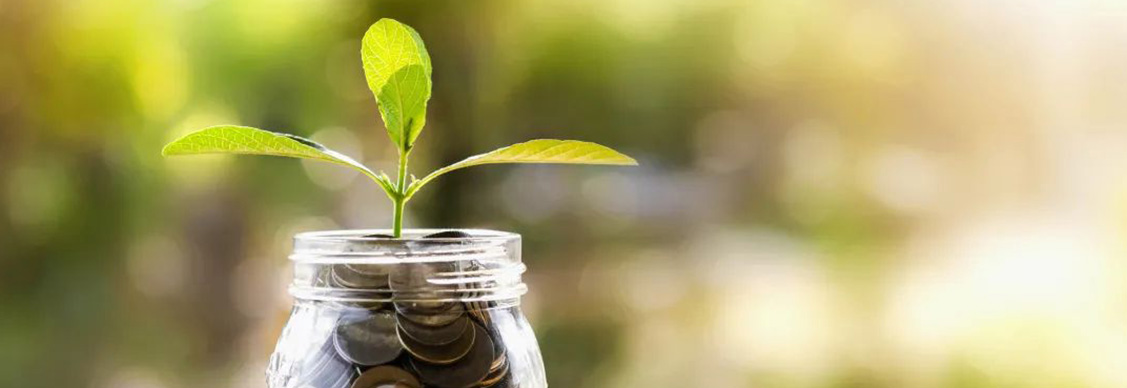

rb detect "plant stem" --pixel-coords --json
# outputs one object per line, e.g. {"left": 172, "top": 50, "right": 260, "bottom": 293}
{"left": 392, "top": 196, "right": 405, "bottom": 238}
{"left": 392, "top": 150, "right": 410, "bottom": 238}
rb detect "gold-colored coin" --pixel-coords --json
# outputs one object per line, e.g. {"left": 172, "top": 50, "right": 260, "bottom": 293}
{"left": 466, "top": 301, "right": 490, "bottom": 325}
{"left": 488, "top": 352, "right": 506, "bottom": 373}
{"left": 478, "top": 357, "right": 508, "bottom": 387}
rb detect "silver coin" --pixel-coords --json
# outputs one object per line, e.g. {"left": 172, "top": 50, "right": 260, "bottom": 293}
{"left": 332, "top": 264, "right": 390, "bottom": 289}
{"left": 398, "top": 319, "right": 476, "bottom": 365}
{"left": 350, "top": 365, "right": 421, "bottom": 388}
{"left": 394, "top": 292, "right": 455, "bottom": 312}
{"left": 333, "top": 311, "right": 403, "bottom": 366}
{"left": 406, "top": 231, "right": 474, "bottom": 251}
{"left": 409, "top": 322, "right": 495, "bottom": 388}
{"left": 396, "top": 302, "right": 464, "bottom": 327}
{"left": 345, "top": 262, "right": 391, "bottom": 277}
{"left": 389, "top": 261, "right": 460, "bottom": 290}
{"left": 421, "top": 230, "right": 472, "bottom": 239}
{"left": 397, "top": 314, "right": 470, "bottom": 346}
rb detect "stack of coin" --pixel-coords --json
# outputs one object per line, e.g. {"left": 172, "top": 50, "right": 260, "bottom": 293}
{"left": 294, "top": 232, "right": 514, "bottom": 388}
{"left": 296, "top": 301, "right": 512, "bottom": 388}
{"left": 409, "top": 299, "right": 511, "bottom": 384}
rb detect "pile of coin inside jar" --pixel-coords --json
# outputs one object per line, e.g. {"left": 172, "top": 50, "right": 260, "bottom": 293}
{"left": 294, "top": 234, "right": 513, "bottom": 388}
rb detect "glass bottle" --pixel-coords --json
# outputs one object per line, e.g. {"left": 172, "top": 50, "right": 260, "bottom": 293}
{"left": 266, "top": 229, "right": 547, "bottom": 388}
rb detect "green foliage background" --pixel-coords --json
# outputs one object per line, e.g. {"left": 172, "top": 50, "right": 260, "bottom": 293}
{"left": 2, "top": 0, "right": 1127, "bottom": 387}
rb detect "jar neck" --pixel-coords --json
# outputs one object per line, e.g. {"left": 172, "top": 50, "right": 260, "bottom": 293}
{"left": 287, "top": 229, "right": 526, "bottom": 304}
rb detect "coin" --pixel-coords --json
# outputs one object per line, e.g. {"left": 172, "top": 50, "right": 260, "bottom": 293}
{"left": 466, "top": 302, "right": 490, "bottom": 326}
{"left": 410, "top": 322, "right": 495, "bottom": 388}
{"left": 479, "top": 329, "right": 508, "bottom": 388}
{"left": 398, "top": 318, "right": 476, "bottom": 365}
{"left": 398, "top": 314, "right": 470, "bottom": 346}
{"left": 406, "top": 233, "right": 485, "bottom": 261}
{"left": 422, "top": 230, "right": 472, "bottom": 239}
{"left": 478, "top": 355, "right": 508, "bottom": 387}
{"left": 389, "top": 261, "right": 458, "bottom": 291}
{"left": 332, "top": 263, "right": 390, "bottom": 289}
{"left": 350, "top": 365, "right": 422, "bottom": 388}
{"left": 396, "top": 302, "right": 465, "bottom": 327}
{"left": 333, "top": 299, "right": 387, "bottom": 311}
{"left": 480, "top": 372, "right": 512, "bottom": 388}
{"left": 394, "top": 297, "right": 458, "bottom": 314}
{"left": 484, "top": 320, "right": 505, "bottom": 360}
{"left": 488, "top": 352, "right": 507, "bottom": 374}
{"left": 333, "top": 311, "right": 403, "bottom": 366}
{"left": 347, "top": 262, "right": 392, "bottom": 277}
{"left": 407, "top": 230, "right": 473, "bottom": 250}
{"left": 389, "top": 262, "right": 460, "bottom": 311}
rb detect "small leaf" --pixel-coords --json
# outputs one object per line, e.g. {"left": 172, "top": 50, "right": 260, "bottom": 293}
{"left": 162, "top": 125, "right": 382, "bottom": 183}
{"left": 406, "top": 139, "right": 637, "bottom": 197}
{"left": 377, "top": 64, "right": 431, "bottom": 150}
{"left": 362, "top": 19, "right": 432, "bottom": 151}
{"left": 372, "top": 173, "right": 398, "bottom": 200}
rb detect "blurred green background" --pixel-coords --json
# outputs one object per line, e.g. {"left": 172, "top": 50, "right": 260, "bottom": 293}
{"left": 4, "top": 0, "right": 1127, "bottom": 387}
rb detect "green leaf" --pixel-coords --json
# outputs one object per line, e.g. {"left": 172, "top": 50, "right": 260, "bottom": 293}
{"left": 377, "top": 64, "right": 431, "bottom": 150}
{"left": 362, "top": 19, "right": 432, "bottom": 151}
{"left": 162, "top": 125, "right": 384, "bottom": 185}
{"left": 406, "top": 139, "right": 637, "bottom": 197}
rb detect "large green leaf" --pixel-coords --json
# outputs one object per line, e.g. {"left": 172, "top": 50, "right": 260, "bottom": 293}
{"left": 377, "top": 64, "right": 431, "bottom": 150}
{"left": 406, "top": 139, "right": 637, "bottom": 197}
{"left": 361, "top": 19, "right": 431, "bottom": 92}
{"left": 162, "top": 125, "right": 389, "bottom": 191}
{"left": 362, "top": 19, "right": 432, "bottom": 151}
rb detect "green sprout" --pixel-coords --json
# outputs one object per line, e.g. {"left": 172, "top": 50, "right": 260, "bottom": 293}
{"left": 162, "top": 19, "right": 637, "bottom": 237}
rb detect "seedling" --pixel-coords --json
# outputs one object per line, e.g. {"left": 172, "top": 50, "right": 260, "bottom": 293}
{"left": 163, "top": 19, "right": 636, "bottom": 237}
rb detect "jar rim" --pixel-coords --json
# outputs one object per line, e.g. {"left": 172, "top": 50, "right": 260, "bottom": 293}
{"left": 288, "top": 228, "right": 526, "bottom": 303}
{"left": 294, "top": 228, "right": 520, "bottom": 244}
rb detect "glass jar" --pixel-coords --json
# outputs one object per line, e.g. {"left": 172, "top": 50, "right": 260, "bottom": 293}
{"left": 266, "top": 229, "right": 547, "bottom": 388}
